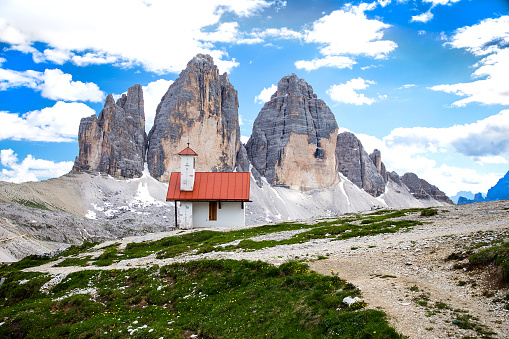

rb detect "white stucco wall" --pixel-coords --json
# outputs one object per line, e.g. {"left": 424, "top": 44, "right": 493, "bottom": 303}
{"left": 180, "top": 155, "right": 195, "bottom": 191}
{"left": 192, "top": 201, "right": 246, "bottom": 227}
{"left": 179, "top": 201, "right": 193, "bottom": 229}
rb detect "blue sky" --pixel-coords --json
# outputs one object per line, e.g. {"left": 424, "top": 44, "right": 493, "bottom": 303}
{"left": 0, "top": 0, "right": 508, "bottom": 197}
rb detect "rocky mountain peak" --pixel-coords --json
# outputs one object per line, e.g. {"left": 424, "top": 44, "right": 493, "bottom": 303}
{"left": 72, "top": 84, "right": 146, "bottom": 179}
{"left": 246, "top": 74, "right": 339, "bottom": 190}
{"left": 400, "top": 172, "right": 453, "bottom": 204}
{"left": 335, "top": 132, "right": 387, "bottom": 197}
{"left": 485, "top": 170, "right": 509, "bottom": 201}
{"left": 147, "top": 54, "right": 241, "bottom": 181}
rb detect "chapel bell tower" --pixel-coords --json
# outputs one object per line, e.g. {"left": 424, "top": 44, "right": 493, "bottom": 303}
{"left": 178, "top": 144, "right": 197, "bottom": 191}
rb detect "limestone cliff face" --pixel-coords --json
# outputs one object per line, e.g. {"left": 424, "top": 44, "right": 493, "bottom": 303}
{"left": 72, "top": 84, "right": 146, "bottom": 178}
{"left": 246, "top": 74, "right": 339, "bottom": 190}
{"left": 335, "top": 132, "right": 386, "bottom": 197}
{"left": 400, "top": 172, "right": 454, "bottom": 204}
{"left": 147, "top": 54, "right": 241, "bottom": 181}
{"left": 369, "top": 149, "right": 388, "bottom": 183}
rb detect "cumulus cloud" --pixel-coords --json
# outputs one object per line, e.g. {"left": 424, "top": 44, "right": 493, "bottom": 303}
{"left": 297, "top": 2, "right": 396, "bottom": 70}
{"left": 142, "top": 79, "right": 174, "bottom": 131}
{"left": 0, "top": 0, "right": 275, "bottom": 74}
{"left": 399, "top": 84, "right": 416, "bottom": 89}
{"left": 327, "top": 78, "right": 377, "bottom": 105}
{"left": 385, "top": 110, "right": 509, "bottom": 158}
{"left": 355, "top": 109, "right": 509, "bottom": 195}
{"left": 356, "top": 135, "right": 502, "bottom": 196}
{"left": 411, "top": 0, "right": 461, "bottom": 25}
{"left": 295, "top": 55, "right": 356, "bottom": 71}
{"left": 430, "top": 15, "right": 509, "bottom": 106}
{"left": 0, "top": 149, "right": 73, "bottom": 183}
{"left": 0, "top": 101, "right": 96, "bottom": 142}
{"left": 254, "top": 84, "right": 277, "bottom": 104}
{"left": 411, "top": 11, "right": 433, "bottom": 23}
{"left": 0, "top": 67, "right": 104, "bottom": 102}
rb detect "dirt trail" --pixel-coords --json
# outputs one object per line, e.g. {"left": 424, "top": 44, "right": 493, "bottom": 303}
{"left": 309, "top": 201, "right": 509, "bottom": 339}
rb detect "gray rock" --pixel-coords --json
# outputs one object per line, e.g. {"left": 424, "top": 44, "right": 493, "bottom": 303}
{"left": 147, "top": 54, "right": 241, "bottom": 181}
{"left": 400, "top": 172, "right": 454, "bottom": 204}
{"left": 336, "top": 132, "right": 386, "bottom": 197}
{"left": 246, "top": 74, "right": 339, "bottom": 190}
{"left": 72, "top": 84, "right": 146, "bottom": 178}
{"left": 369, "top": 149, "right": 388, "bottom": 183}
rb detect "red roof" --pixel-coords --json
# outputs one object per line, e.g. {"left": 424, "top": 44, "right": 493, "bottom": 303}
{"left": 178, "top": 147, "right": 198, "bottom": 156}
{"left": 166, "top": 172, "right": 250, "bottom": 201}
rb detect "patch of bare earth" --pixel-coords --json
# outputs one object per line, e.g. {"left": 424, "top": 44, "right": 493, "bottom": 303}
{"left": 309, "top": 201, "right": 509, "bottom": 339}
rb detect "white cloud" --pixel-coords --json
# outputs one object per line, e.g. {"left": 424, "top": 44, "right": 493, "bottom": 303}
{"left": 298, "top": 2, "right": 396, "bottom": 70}
{"left": 399, "top": 84, "right": 416, "bottom": 89}
{"left": 0, "top": 0, "right": 274, "bottom": 75}
{"left": 423, "top": 0, "right": 461, "bottom": 5}
{"left": 39, "top": 69, "right": 104, "bottom": 102}
{"left": 240, "top": 135, "right": 250, "bottom": 144}
{"left": 327, "top": 78, "right": 377, "bottom": 105}
{"left": 252, "top": 27, "right": 303, "bottom": 40}
{"left": 384, "top": 109, "right": 509, "bottom": 158}
{"left": 142, "top": 79, "right": 174, "bottom": 132}
{"left": 295, "top": 55, "right": 356, "bottom": 71}
{"left": 254, "top": 84, "right": 277, "bottom": 104}
{"left": 356, "top": 134, "right": 501, "bottom": 197}
{"left": 0, "top": 149, "right": 73, "bottom": 183}
{"left": 199, "top": 22, "right": 240, "bottom": 43}
{"left": 431, "top": 16, "right": 509, "bottom": 106}
{"left": 411, "top": 11, "right": 433, "bottom": 23}
{"left": 0, "top": 67, "right": 104, "bottom": 102}
{"left": 473, "top": 155, "right": 508, "bottom": 164}
{"left": 447, "top": 16, "right": 509, "bottom": 56}
{"left": 355, "top": 109, "right": 509, "bottom": 195}
{"left": 0, "top": 101, "right": 96, "bottom": 142}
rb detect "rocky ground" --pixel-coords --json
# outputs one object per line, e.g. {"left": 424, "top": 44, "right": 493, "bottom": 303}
{"left": 25, "top": 200, "right": 509, "bottom": 338}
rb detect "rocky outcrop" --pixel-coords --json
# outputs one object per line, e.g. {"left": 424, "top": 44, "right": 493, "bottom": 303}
{"left": 336, "top": 132, "right": 386, "bottom": 197}
{"left": 147, "top": 54, "right": 241, "bottom": 181}
{"left": 369, "top": 149, "right": 388, "bottom": 183}
{"left": 246, "top": 74, "right": 339, "bottom": 190}
{"left": 400, "top": 172, "right": 454, "bottom": 204}
{"left": 72, "top": 84, "right": 146, "bottom": 178}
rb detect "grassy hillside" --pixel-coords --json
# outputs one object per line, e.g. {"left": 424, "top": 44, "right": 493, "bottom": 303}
{"left": 0, "top": 258, "right": 404, "bottom": 338}
{"left": 0, "top": 208, "right": 440, "bottom": 338}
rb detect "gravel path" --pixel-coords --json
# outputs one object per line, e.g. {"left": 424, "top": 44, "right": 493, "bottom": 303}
{"left": 26, "top": 200, "right": 509, "bottom": 338}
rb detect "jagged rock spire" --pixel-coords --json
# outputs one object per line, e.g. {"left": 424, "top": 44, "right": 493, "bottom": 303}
{"left": 246, "top": 74, "right": 339, "bottom": 190}
{"left": 146, "top": 54, "right": 241, "bottom": 181}
{"left": 72, "top": 84, "right": 146, "bottom": 178}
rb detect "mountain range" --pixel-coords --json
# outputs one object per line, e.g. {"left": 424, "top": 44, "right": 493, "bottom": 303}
{"left": 0, "top": 54, "right": 454, "bottom": 262}
{"left": 456, "top": 170, "right": 509, "bottom": 204}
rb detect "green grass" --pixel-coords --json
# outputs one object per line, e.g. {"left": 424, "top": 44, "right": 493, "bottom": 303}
{"left": 13, "top": 199, "right": 50, "bottom": 211}
{"left": 77, "top": 208, "right": 427, "bottom": 263}
{"left": 420, "top": 208, "right": 438, "bottom": 217}
{"left": 469, "top": 241, "right": 509, "bottom": 281}
{"left": 0, "top": 260, "right": 402, "bottom": 338}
